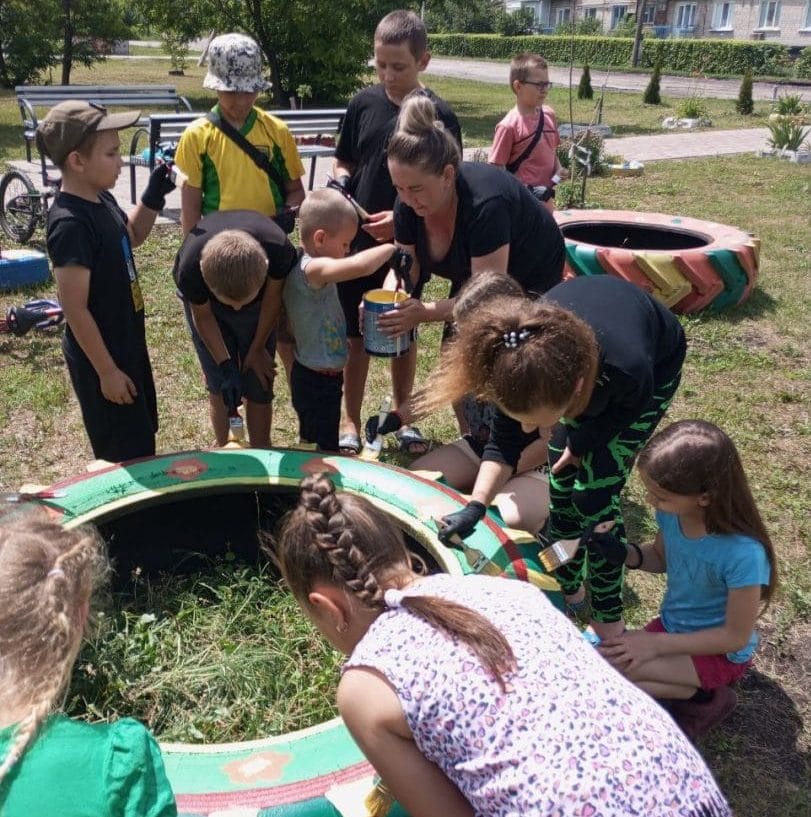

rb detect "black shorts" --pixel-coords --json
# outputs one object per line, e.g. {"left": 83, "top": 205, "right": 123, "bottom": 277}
{"left": 336, "top": 263, "right": 389, "bottom": 338}
{"left": 183, "top": 299, "right": 276, "bottom": 404}
{"left": 64, "top": 340, "right": 157, "bottom": 462}
{"left": 290, "top": 360, "right": 344, "bottom": 451}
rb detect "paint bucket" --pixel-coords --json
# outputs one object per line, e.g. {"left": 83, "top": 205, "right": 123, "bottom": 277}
{"left": 362, "top": 289, "right": 411, "bottom": 358}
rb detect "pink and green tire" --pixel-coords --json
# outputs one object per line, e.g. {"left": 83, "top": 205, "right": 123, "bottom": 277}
{"left": 30, "top": 447, "right": 561, "bottom": 817}
{"left": 554, "top": 209, "right": 760, "bottom": 313}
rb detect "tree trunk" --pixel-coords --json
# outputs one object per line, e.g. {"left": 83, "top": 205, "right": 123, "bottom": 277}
{"left": 60, "top": 0, "right": 73, "bottom": 84}
{"left": 631, "top": 0, "right": 645, "bottom": 67}
{"left": 244, "top": 0, "right": 285, "bottom": 106}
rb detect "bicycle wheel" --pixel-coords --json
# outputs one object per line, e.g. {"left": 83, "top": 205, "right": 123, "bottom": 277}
{"left": 0, "top": 170, "right": 41, "bottom": 243}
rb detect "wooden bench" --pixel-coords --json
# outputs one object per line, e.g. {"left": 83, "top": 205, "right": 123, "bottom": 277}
{"left": 16, "top": 84, "right": 193, "bottom": 162}
{"left": 128, "top": 108, "right": 345, "bottom": 202}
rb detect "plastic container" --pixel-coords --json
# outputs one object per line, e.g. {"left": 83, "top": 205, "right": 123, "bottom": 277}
{"left": 362, "top": 289, "right": 411, "bottom": 358}
{"left": 0, "top": 249, "right": 50, "bottom": 291}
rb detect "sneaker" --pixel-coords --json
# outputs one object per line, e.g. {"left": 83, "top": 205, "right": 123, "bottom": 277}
{"left": 669, "top": 687, "right": 738, "bottom": 741}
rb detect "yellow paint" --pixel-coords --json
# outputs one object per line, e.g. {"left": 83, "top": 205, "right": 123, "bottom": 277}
{"left": 635, "top": 253, "right": 693, "bottom": 307}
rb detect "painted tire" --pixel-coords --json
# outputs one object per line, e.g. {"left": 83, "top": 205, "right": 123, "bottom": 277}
{"left": 33, "top": 447, "right": 560, "bottom": 817}
{"left": 554, "top": 209, "right": 760, "bottom": 313}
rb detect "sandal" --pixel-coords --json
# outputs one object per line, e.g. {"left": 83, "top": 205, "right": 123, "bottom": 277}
{"left": 338, "top": 432, "right": 361, "bottom": 456}
{"left": 395, "top": 426, "right": 430, "bottom": 456}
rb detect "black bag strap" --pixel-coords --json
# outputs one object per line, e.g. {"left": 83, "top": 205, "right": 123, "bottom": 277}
{"left": 206, "top": 111, "right": 287, "bottom": 192}
{"left": 505, "top": 111, "right": 545, "bottom": 174}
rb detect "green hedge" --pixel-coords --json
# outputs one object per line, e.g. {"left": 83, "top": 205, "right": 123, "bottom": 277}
{"left": 795, "top": 47, "right": 811, "bottom": 79}
{"left": 427, "top": 34, "right": 794, "bottom": 77}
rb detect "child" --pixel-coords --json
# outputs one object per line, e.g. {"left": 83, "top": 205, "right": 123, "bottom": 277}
{"left": 0, "top": 510, "right": 177, "bottom": 816}
{"left": 37, "top": 100, "right": 176, "bottom": 462}
{"left": 332, "top": 9, "right": 462, "bottom": 456}
{"left": 596, "top": 420, "right": 776, "bottom": 740}
{"left": 488, "top": 52, "right": 569, "bottom": 211}
{"left": 173, "top": 211, "right": 298, "bottom": 447}
{"left": 420, "top": 275, "right": 686, "bottom": 641}
{"left": 284, "top": 188, "right": 407, "bottom": 451}
{"left": 174, "top": 32, "right": 306, "bottom": 235}
{"left": 274, "top": 474, "right": 732, "bottom": 817}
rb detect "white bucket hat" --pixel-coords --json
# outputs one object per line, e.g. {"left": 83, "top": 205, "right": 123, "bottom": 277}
{"left": 203, "top": 33, "right": 271, "bottom": 93}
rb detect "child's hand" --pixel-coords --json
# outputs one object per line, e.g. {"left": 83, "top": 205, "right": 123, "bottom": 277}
{"left": 551, "top": 445, "right": 581, "bottom": 474}
{"left": 377, "top": 298, "right": 423, "bottom": 336}
{"left": 141, "top": 164, "right": 176, "bottom": 212}
{"left": 598, "top": 630, "right": 659, "bottom": 672}
{"left": 100, "top": 367, "right": 137, "bottom": 404}
{"left": 242, "top": 347, "right": 276, "bottom": 390}
{"left": 361, "top": 210, "right": 394, "bottom": 242}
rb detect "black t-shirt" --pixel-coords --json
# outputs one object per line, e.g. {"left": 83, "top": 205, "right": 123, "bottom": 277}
{"left": 335, "top": 84, "right": 462, "bottom": 251}
{"left": 484, "top": 275, "right": 687, "bottom": 467}
{"left": 394, "top": 162, "right": 565, "bottom": 297}
{"left": 173, "top": 210, "right": 297, "bottom": 306}
{"left": 46, "top": 191, "right": 146, "bottom": 370}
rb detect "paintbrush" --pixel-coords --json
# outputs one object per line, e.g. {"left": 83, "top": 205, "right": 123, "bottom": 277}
{"left": 326, "top": 175, "right": 371, "bottom": 222}
{"left": 537, "top": 521, "right": 617, "bottom": 572}
{"left": 434, "top": 518, "right": 502, "bottom": 576}
{"left": 359, "top": 395, "right": 392, "bottom": 461}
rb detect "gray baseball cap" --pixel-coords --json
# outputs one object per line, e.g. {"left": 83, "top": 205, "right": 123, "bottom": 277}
{"left": 203, "top": 33, "right": 271, "bottom": 93}
{"left": 35, "top": 101, "right": 140, "bottom": 166}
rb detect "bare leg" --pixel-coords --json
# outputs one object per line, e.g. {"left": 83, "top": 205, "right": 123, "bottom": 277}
{"left": 590, "top": 618, "right": 627, "bottom": 641}
{"left": 245, "top": 400, "right": 272, "bottom": 448}
{"left": 276, "top": 340, "right": 295, "bottom": 387}
{"left": 494, "top": 470, "right": 550, "bottom": 534}
{"left": 341, "top": 336, "right": 370, "bottom": 439}
{"left": 411, "top": 443, "right": 479, "bottom": 491}
{"left": 209, "top": 393, "right": 229, "bottom": 447}
{"left": 390, "top": 342, "right": 416, "bottom": 412}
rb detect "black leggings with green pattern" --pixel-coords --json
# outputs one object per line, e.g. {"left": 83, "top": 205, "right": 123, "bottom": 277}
{"left": 548, "top": 374, "right": 681, "bottom": 622}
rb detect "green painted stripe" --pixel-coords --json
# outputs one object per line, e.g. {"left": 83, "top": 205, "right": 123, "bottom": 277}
{"left": 705, "top": 248, "right": 748, "bottom": 311}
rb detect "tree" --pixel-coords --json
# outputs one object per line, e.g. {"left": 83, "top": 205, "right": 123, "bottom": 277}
{"left": 578, "top": 64, "right": 593, "bottom": 100}
{"left": 423, "top": 0, "right": 500, "bottom": 33}
{"left": 736, "top": 68, "right": 754, "bottom": 115}
{"left": 134, "top": 0, "right": 402, "bottom": 105}
{"left": 58, "top": 0, "right": 131, "bottom": 84}
{"left": 643, "top": 61, "right": 661, "bottom": 105}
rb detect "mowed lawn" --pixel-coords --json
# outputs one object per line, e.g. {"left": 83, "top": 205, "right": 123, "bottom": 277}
{"left": 0, "top": 58, "right": 809, "bottom": 816}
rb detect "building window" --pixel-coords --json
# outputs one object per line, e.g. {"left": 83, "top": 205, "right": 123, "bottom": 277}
{"left": 711, "top": 2, "right": 734, "bottom": 28}
{"left": 675, "top": 3, "right": 697, "bottom": 29}
{"left": 802, "top": 0, "right": 811, "bottom": 28}
{"left": 556, "top": 6, "right": 572, "bottom": 25}
{"left": 584, "top": 7, "right": 598, "bottom": 18}
{"left": 642, "top": 3, "right": 656, "bottom": 24}
{"left": 758, "top": 0, "right": 780, "bottom": 27}
{"left": 610, "top": 5, "right": 629, "bottom": 28}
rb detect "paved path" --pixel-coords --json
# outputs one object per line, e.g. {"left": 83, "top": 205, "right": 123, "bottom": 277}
{"left": 426, "top": 57, "right": 811, "bottom": 102}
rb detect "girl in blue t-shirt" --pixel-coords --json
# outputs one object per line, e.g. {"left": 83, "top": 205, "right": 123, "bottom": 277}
{"left": 596, "top": 419, "right": 777, "bottom": 740}
{"left": 0, "top": 510, "right": 176, "bottom": 816}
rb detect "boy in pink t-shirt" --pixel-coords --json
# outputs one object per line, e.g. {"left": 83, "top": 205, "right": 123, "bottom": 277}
{"left": 489, "top": 52, "right": 569, "bottom": 211}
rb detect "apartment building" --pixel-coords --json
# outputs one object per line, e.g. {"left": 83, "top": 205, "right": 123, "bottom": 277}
{"left": 506, "top": 0, "right": 811, "bottom": 46}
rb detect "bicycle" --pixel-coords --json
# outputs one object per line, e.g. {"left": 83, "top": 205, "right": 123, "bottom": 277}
{"left": 0, "top": 168, "right": 58, "bottom": 244}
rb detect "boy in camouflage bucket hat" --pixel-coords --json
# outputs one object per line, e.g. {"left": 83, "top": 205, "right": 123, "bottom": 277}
{"left": 203, "top": 33, "right": 271, "bottom": 93}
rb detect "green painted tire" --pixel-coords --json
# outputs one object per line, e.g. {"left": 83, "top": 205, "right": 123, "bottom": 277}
{"left": 34, "top": 447, "right": 561, "bottom": 817}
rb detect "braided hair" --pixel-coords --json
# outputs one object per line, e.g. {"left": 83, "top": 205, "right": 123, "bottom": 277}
{"left": 0, "top": 510, "right": 107, "bottom": 784}
{"left": 277, "top": 475, "right": 516, "bottom": 690}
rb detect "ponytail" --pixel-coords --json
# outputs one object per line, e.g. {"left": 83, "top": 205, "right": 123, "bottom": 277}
{"left": 387, "top": 93, "right": 460, "bottom": 175}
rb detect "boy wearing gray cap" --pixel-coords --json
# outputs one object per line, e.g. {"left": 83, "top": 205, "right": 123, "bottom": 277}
{"left": 36, "top": 100, "right": 176, "bottom": 462}
{"left": 174, "top": 32, "right": 306, "bottom": 236}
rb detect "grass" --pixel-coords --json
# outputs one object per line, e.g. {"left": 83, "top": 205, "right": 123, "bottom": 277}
{"left": 0, "top": 60, "right": 809, "bottom": 815}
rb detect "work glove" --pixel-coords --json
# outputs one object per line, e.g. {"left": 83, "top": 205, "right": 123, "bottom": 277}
{"left": 582, "top": 523, "right": 627, "bottom": 566}
{"left": 390, "top": 248, "right": 414, "bottom": 294}
{"left": 438, "top": 501, "right": 487, "bottom": 545}
{"left": 217, "top": 359, "right": 242, "bottom": 412}
{"left": 365, "top": 410, "right": 403, "bottom": 443}
{"left": 141, "top": 163, "right": 176, "bottom": 212}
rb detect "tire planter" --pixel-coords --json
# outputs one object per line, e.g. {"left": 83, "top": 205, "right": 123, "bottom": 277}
{"left": 554, "top": 209, "right": 760, "bottom": 313}
{"left": 30, "top": 447, "right": 561, "bottom": 817}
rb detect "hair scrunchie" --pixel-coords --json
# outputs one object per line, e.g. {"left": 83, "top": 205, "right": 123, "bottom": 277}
{"left": 383, "top": 588, "right": 406, "bottom": 609}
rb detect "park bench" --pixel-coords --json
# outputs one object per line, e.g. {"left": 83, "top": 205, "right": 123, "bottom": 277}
{"left": 15, "top": 84, "right": 193, "bottom": 162}
{"left": 128, "top": 108, "right": 345, "bottom": 202}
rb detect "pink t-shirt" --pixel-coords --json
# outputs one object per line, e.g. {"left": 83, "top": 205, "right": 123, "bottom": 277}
{"left": 489, "top": 105, "right": 561, "bottom": 187}
{"left": 344, "top": 573, "right": 730, "bottom": 817}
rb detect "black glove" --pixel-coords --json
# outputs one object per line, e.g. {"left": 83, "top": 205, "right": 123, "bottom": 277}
{"left": 365, "top": 410, "right": 403, "bottom": 443}
{"left": 218, "top": 359, "right": 242, "bottom": 412}
{"left": 391, "top": 248, "right": 414, "bottom": 294}
{"left": 582, "top": 523, "right": 627, "bottom": 566}
{"left": 438, "top": 501, "right": 487, "bottom": 545}
{"left": 334, "top": 174, "right": 351, "bottom": 191}
{"left": 140, "top": 163, "right": 176, "bottom": 211}
{"left": 273, "top": 207, "right": 297, "bottom": 235}
{"left": 528, "top": 184, "right": 554, "bottom": 203}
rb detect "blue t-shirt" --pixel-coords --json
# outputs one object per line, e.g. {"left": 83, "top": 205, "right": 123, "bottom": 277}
{"left": 658, "top": 510, "right": 771, "bottom": 663}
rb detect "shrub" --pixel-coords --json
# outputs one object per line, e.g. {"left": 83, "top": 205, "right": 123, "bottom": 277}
{"left": 558, "top": 130, "right": 607, "bottom": 176}
{"left": 774, "top": 93, "right": 805, "bottom": 116}
{"left": 795, "top": 47, "right": 811, "bottom": 79}
{"left": 767, "top": 119, "right": 811, "bottom": 151}
{"left": 496, "top": 8, "right": 535, "bottom": 36}
{"left": 677, "top": 94, "right": 708, "bottom": 119}
{"left": 736, "top": 68, "right": 754, "bottom": 115}
{"left": 643, "top": 62, "right": 662, "bottom": 105}
{"left": 578, "top": 63, "right": 594, "bottom": 100}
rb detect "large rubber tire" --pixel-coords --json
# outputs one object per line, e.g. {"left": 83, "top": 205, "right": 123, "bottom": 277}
{"left": 31, "top": 448, "right": 560, "bottom": 817}
{"left": 554, "top": 208, "right": 759, "bottom": 314}
{"left": 0, "top": 170, "right": 40, "bottom": 244}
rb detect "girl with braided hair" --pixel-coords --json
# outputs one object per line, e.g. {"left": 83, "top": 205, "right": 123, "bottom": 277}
{"left": 0, "top": 510, "right": 176, "bottom": 816}
{"left": 275, "top": 474, "right": 731, "bottom": 817}
{"left": 422, "top": 274, "right": 686, "bottom": 642}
